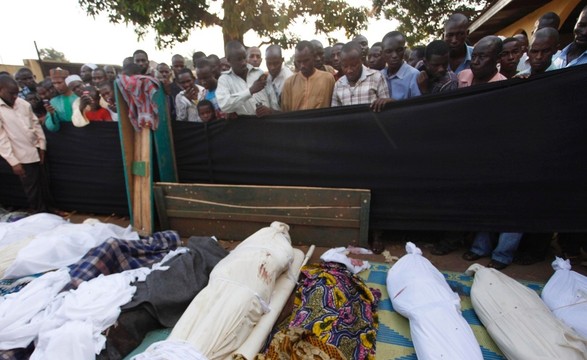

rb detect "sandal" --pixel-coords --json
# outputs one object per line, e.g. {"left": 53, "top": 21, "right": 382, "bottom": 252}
{"left": 462, "top": 251, "right": 482, "bottom": 261}
{"left": 487, "top": 260, "right": 508, "bottom": 270}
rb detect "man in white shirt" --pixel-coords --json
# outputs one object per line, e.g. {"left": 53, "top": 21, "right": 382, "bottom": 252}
{"left": 265, "top": 45, "right": 293, "bottom": 106}
{"left": 0, "top": 75, "right": 51, "bottom": 213}
{"left": 216, "top": 41, "right": 279, "bottom": 117}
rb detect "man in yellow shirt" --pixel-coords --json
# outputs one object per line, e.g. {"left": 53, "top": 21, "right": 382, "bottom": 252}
{"left": 281, "top": 41, "right": 335, "bottom": 112}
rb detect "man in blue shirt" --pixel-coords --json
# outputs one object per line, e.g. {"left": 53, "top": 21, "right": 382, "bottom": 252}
{"left": 372, "top": 31, "right": 420, "bottom": 112}
{"left": 553, "top": 6, "right": 587, "bottom": 68}
{"left": 444, "top": 13, "right": 474, "bottom": 75}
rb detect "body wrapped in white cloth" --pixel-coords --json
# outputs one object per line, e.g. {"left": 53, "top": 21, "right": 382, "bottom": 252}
{"left": 386, "top": 242, "right": 482, "bottom": 360}
{"left": 466, "top": 263, "right": 587, "bottom": 359}
{"left": 541, "top": 257, "right": 587, "bottom": 339}
{"left": 144, "top": 221, "right": 294, "bottom": 360}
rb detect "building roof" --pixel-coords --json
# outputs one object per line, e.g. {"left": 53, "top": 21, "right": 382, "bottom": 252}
{"left": 469, "top": 0, "right": 551, "bottom": 43}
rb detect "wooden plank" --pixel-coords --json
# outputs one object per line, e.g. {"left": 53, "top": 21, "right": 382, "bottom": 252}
{"left": 162, "top": 196, "right": 362, "bottom": 219}
{"left": 166, "top": 209, "right": 360, "bottom": 228}
{"left": 132, "top": 129, "right": 152, "bottom": 235}
{"left": 153, "top": 182, "right": 371, "bottom": 247}
{"left": 167, "top": 218, "right": 362, "bottom": 248}
{"left": 157, "top": 182, "right": 368, "bottom": 207}
{"left": 116, "top": 81, "right": 154, "bottom": 236}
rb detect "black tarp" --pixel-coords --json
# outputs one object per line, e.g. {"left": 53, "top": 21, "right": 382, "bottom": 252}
{"left": 0, "top": 122, "right": 128, "bottom": 215}
{"left": 1, "top": 64, "right": 586, "bottom": 231}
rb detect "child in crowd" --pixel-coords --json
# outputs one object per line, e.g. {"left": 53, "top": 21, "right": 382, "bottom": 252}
{"left": 81, "top": 86, "right": 112, "bottom": 121}
{"left": 196, "top": 99, "right": 216, "bottom": 122}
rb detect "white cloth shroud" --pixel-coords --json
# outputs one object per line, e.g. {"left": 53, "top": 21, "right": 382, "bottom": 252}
{"left": 0, "top": 269, "right": 71, "bottom": 349}
{"left": 386, "top": 242, "right": 482, "bottom": 360}
{"left": 0, "top": 213, "right": 66, "bottom": 248}
{"left": 0, "top": 247, "right": 187, "bottom": 358}
{"left": 133, "top": 340, "right": 208, "bottom": 360}
{"left": 3, "top": 220, "right": 139, "bottom": 279}
{"left": 29, "top": 267, "right": 149, "bottom": 359}
{"left": 466, "top": 263, "right": 587, "bottom": 359}
{"left": 541, "top": 257, "right": 587, "bottom": 339}
{"left": 150, "top": 221, "right": 295, "bottom": 360}
{"left": 320, "top": 246, "right": 371, "bottom": 274}
{"left": 0, "top": 213, "right": 69, "bottom": 278}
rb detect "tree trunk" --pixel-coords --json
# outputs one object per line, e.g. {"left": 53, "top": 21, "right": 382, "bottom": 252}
{"left": 221, "top": 0, "right": 246, "bottom": 48}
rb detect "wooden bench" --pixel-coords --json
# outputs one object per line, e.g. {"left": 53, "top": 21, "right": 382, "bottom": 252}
{"left": 153, "top": 182, "right": 371, "bottom": 247}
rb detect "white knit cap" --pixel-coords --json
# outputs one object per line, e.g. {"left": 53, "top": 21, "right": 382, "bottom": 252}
{"left": 65, "top": 74, "right": 83, "bottom": 86}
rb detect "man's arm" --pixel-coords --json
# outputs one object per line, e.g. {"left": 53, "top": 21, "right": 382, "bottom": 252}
{"left": 43, "top": 107, "right": 61, "bottom": 132}
{"left": 0, "top": 120, "right": 19, "bottom": 169}
{"left": 417, "top": 71, "right": 429, "bottom": 94}
{"left": 216, "top": 75, "right": 253, "bottom": 114}
{"left": 175, "top": 93, "right": 189, "bottom": 121}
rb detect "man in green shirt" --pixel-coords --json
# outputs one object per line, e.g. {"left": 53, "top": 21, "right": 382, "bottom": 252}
{"left": 44, "top": 68, "right": 78, "bottom": 132}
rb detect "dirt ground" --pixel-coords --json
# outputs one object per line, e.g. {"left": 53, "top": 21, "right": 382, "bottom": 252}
{"left": 66, "top": 213, "right": 587, "bottom": 283}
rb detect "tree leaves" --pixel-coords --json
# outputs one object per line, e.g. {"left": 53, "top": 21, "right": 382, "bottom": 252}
{"left": 77, "top": 0, "right": 370, "bottom": 49}
{"left": 39, "top": 48, "right": 69, "bottom": 62}
{"left": 372, "top": 0, "right": 497, "bottom": 46}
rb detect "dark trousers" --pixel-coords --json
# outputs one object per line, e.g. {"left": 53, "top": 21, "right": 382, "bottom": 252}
{"left": 18, "top": 162, "right": 52, "bottom": 213}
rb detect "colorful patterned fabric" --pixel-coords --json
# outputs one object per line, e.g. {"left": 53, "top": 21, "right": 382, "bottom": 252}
{"left": 235, "top": 327, "right": 346, "bottom": 360}
{"left": 62, "top": 230, "right": 180, "bottom": 291}
{"left": 286, "top": 262, "right": 380, "bottom": 360}
{"left": 117, "top": 75, "right": 160, "bottom": 131}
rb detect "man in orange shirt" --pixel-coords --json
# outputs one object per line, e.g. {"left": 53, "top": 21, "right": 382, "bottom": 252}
{"left": 280, "top": 41, "right": 335, "bottom": 111}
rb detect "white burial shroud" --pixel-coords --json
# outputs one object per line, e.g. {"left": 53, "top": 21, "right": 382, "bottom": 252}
{"left": 3, "top": 219, "right": 139, "bottom": 279}
{"left": 386, "top": 242, "right": 483, "bottom": 360}
{"left": 541, "top": 257, "right": 587, "bottom": 339}
{"left": 166, "top": 221, "right": 294, "bottom": 360}
{"left": 466, "top": 263, "right": 587, "bottom": 360}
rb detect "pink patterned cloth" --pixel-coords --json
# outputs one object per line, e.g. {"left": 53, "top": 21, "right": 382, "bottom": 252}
{"left": 117, "top": 75, "right": 160, "bottom": 131}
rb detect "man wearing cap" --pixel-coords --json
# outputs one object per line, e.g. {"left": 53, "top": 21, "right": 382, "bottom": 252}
{"left": 44, "top": 68, "right": 78, "bottom": 132}
{"left": 0, "top": 75, "right": 53, "bottom": 213}
{"left": 64, "top": 75, "right": 91, "bottom": 127}
{"left": 80, "top": 63, "right": 97, "bottom": 85}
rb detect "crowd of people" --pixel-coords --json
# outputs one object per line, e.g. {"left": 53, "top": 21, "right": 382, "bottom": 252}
{"left": 1, "top": 9, "right": 586, "bottom": 266}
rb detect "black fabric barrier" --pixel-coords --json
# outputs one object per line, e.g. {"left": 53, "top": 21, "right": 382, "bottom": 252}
{"left": 174, "top": 64, "right": 587, "bottom": 232}
{"left": 1, "top": 65, "right": 586, "bottom": 231}
{"left": 0, "top": 122, "right": 128, "bottom": 215}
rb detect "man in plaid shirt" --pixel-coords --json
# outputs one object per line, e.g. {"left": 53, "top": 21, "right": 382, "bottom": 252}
{"left": 331, "top": 41, "right": 390, "bottom": 107}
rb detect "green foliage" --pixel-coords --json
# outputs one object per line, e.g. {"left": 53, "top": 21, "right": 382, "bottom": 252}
{"left": 78, "top": 0, "right": 370, "bottom": 49}
{"left": 39, "top": 48, "right": 69, "bottom": 62}
{"left": 372, "top": 0, "right": 497, "bottom": 46}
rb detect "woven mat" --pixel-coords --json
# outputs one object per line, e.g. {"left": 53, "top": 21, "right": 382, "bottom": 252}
{"left": 358, "top": 262, "right": 544, "bottom": 360}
